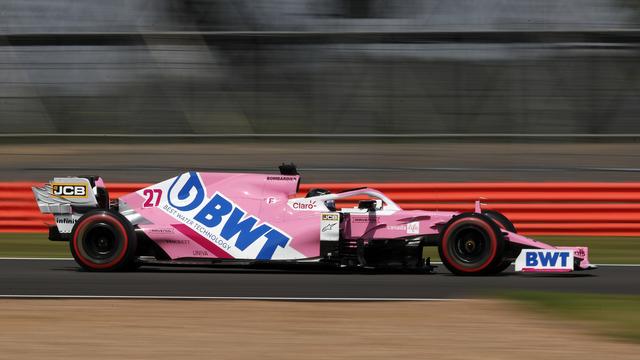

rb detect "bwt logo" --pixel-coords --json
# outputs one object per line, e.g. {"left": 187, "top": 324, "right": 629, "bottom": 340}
{"left": 167, "top": 172, "right": 291, "bottom": 260}
{"left": 51, "top": 184, "right": 88, "bottom": 198}
{"left": 515, "top": 249, "right": 574, "bottom": 272}
{"left": 525, "top": 251, "right": 571, "bottom": 267}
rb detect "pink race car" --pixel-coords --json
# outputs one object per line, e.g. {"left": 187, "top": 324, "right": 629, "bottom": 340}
{"left": 32, "top": 165, "right": 595, "bottom": 275}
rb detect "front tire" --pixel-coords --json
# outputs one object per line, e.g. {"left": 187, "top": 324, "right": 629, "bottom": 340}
{"left": 70, "top": 210, "right": 137, "bottom": 271}
{"left": 438, "top": 213, "right": 505, "bottom": 275}
{"left": 483, "top": 210, "right": 516, "bottom": 274}
{"left": 483, "top": 210, "right": 517, "bottom": 232}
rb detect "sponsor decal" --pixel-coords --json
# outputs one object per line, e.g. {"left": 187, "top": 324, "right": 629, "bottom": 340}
{"left": 265, "top": 196, "right": 279, "bottom": 204}
{"left": 51, "top": 183, "right": 88, "bottom": 198}
{"left": 322, "top": 223, "right": 337, "bottom": 232}
{"left": 266, "top": 176, "right": 297, "bottom": 181}
{"left": 150, "top": 228, "right": 174, "bottom": 234}
{"left": 322, "top": 213, "right": 339, "bottom": 221}
{"left": 55, "top": 217, "right": 76, "bottom": 225}
{"left": 162, "top": 172, "right": 292, "bottom": 260}
{"left": 406, "top": 221, "right": 420, "bottom": 235}
{"left": 156, "top": 239, "right": 189, "bottom": 245}
{"left": 54, "top": 214, "right": 81, "bottom": 233}
{"left": 320, "top": 213, "right": 339, "bottom": 241}
{"left": 515, "top": 249, "right": 574, "bottom": 272}
{"left": 292, "top": 200, "right": 316, "bottom": 210}
{"left": 386, "top": 224, "right": 406, "bottom": 231}
{"left": 352, "top": 216, "right": 380, "bottom": 223}
{"left": 288, "top": 198, "right": 325, "bottom": 211}
{"left": 381, "top": 222, "right": 420, "bottom": 234}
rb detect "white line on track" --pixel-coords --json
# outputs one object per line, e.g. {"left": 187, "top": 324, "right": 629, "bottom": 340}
{"left": 3, "top": 133, "right": 640, "bottom": 139}
{"left": 594, "top": 263, "right": 640, "bottom": 267}
{"left": 0, "top": 295, "right": 464, "bottom": 301}
{"left": 0, "top": 258, "right": 639, "bottom": 267}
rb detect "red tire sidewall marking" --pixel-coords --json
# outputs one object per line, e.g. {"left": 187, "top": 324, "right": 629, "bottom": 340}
{"left": 441, "top": 217, "right": 498, "bottom": 273}
{"left": 72, "top": 214, "right": 129, "bottom": 270}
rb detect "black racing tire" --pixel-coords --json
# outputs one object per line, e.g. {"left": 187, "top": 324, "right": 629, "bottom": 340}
{"left": 491, "top": 259, "right": 513, "bottom": 274}
{"left": 483, "top": 210, "right": 517, "bottom": 233}
{"left": 438, "top": 213, "right": 506, "bottom": 276}
{"left": 483, "top": 210, "right": 516, "bottom": 274}
{"left": 69, "top": 210, "right": 138, "bottom": 272}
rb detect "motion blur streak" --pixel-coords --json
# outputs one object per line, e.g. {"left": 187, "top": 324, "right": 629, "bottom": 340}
{"left": 2, "top": 1, "right": 640, "bottom": 135}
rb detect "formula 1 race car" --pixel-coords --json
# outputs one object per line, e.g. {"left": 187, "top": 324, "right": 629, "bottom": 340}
{"left": 32, "top": 165, "right": 595, "bottom": 275}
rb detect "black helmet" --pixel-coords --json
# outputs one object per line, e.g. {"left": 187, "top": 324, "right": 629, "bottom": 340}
{"left": 306, "top": 188, "right": 331, "bottom": 198}
{"left": 305, "top": 188, "right": 336, "bottom": 211}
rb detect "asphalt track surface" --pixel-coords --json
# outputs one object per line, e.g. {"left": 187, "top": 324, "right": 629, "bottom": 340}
{"left": 0, "top": 259, "right": 637, "bottom": 299}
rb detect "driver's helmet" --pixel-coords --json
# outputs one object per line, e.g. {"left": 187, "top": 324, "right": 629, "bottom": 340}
{"left": 305, "top": 188, "right": 336, "bottom": 211}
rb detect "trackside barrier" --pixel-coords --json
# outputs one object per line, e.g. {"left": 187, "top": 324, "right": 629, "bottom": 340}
{"left": 3, "top": 182, "right": 640, "bottom": 236}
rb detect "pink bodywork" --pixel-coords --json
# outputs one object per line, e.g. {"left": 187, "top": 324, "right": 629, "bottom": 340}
{"left": 118, "top": 172, "right": 592, "bottom": 269}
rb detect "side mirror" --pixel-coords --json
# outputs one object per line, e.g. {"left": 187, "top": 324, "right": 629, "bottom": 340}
{"left": 358, "top": 199, "right": 382, "bottom": 211}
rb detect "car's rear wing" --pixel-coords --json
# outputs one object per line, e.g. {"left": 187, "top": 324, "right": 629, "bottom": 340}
{"left": 32, "top": 176, "right": 109, "bottom": 239}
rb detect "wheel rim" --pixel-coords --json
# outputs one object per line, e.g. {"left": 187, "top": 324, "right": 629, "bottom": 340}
{"left": 83, "top": 223, "right": 118, "bottom": 260}
{"left": 76, "top": 220, "right": 126, "bottom": 265}
{"left": 448, "top": 225, "right": 492, "bottom": 265}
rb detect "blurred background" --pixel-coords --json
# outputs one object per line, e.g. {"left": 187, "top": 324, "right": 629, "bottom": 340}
{"left": 2, "top": 1, "right": 640, "bottom": 184}
{"left": 2, "top": 0, "right": 640, "bottom": 135}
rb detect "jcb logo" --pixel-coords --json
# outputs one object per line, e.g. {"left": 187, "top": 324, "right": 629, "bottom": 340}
{"left": 322, "top": 214, "right": 339, "bottom": 221}
{"left": 51, "top": 184, "right": 88, "bottom": 198}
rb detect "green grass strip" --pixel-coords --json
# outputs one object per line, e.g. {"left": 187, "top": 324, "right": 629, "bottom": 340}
{"left": 0, "top": 233, "right": 69, "bottom": 258}
{"left": 503, "top": 291, "right": 640, "bottom": 343}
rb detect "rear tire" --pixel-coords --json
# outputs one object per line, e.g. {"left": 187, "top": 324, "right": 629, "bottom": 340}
{"left": 438, "top": 213, "right": 505, "bottom": 276}
{"left": 70, "top": 210, "right": 137, "bottom": 271}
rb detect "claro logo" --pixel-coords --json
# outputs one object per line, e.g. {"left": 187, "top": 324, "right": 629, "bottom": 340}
{"left": 51, "top": 183, "right": 88, "bottom": 198}
{"left": 167, "top": 172, "right": 291, "bottom": 260}
{"left": 292, "top": 201, "right": 316, "bottom": 210}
